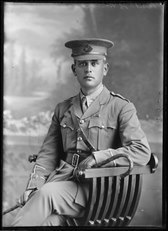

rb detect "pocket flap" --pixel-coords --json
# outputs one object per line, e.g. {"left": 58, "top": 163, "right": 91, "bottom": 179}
{"left": 60, "top": 116, "right": 74, "bottom": 130}
{"left": 106, "top": 120, "right": 117, "bottom": 129}
{"left": 88, "top": 117, "right": 117, "bottom": 129}
{"left": 88, "top": 117, "right": 102, "bottom": 128}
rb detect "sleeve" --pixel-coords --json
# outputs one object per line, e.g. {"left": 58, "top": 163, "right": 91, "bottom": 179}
{"left": 93, "top": 102, "right": 151, "bottom": 166}
{"left": 26, "top": 104, "right": 63, "bottom": 190}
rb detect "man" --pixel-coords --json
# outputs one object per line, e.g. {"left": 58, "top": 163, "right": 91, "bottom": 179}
{"left": 12, "top": 38, "right": 151, "bottom": 226}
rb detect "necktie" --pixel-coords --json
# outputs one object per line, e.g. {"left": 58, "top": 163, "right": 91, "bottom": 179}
{"left": 81, "top": 96, "right": 88, "bottom": 113}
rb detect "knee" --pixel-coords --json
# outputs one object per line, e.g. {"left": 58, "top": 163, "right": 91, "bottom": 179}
{"left": 38, "top": 182, "right": 65, "bottom": 199}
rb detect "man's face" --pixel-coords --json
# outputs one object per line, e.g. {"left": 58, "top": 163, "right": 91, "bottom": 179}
{"left": 72, "top": 59, "right": 109, "bottom": 91}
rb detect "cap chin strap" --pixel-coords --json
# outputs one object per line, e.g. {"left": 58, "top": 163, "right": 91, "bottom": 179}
{"left": 72, "top": 51, "right": 107, "bottom": 57}
{"left": 74, "top": 55, "right": 107, "bottom": 61}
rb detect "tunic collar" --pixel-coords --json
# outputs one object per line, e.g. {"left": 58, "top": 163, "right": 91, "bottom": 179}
{"left": 70, "top": 86, "right": 111, "bottom": 119}
{"left": 80, "top": 85, "right": 104, "bottom": 107}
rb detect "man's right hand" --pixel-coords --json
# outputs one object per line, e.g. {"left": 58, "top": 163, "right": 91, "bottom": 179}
{"left": 18, "top": 189, "right": 34, "bottom": 206}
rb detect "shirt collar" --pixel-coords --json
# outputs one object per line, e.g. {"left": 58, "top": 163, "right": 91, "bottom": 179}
{"left": 80, "top": 85, "right": 104, "bottom": 107}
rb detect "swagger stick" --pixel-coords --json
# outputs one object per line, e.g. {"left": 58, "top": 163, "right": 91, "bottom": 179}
{"left": 3, "top": 203, "right": 21, "bottom": 215}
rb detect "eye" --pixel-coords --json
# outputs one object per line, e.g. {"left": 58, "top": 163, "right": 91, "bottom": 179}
{"left": 78, "top": 61, "right": 87, "bottom": 67}
{"left": 91, "top": 60, "right": 99, "bottom": 66}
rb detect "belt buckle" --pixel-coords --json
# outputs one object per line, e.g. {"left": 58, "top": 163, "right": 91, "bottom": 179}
{"left": 72, "top": 154, "right": 79, "bottom": 167}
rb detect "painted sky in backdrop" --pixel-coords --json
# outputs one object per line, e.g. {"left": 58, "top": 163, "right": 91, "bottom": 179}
{"left": 5, "top": 3, "right": 84, "bottom": 58}
{"left": 4, "top": 3, "right": 85, "bottom": 84}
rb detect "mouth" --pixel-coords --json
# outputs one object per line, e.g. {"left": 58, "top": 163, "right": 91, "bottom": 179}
{"left": 84, "top": 76, "right": 94, "bottom": 80}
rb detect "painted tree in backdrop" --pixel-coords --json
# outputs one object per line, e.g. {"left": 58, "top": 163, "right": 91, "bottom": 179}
{"left": 46, "top": 4, "right": 163, "bottom": 119}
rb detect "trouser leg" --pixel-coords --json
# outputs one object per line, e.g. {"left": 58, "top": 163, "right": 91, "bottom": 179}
{"left": 42, "top": 214, "right": 66, "bottom": 226}
{"left": 11, "top": 181, "right": 87, "bottom": 226}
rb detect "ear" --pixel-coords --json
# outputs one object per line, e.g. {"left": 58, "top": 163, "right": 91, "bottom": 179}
{"left": 71, "top": 64, "right": 76, "bottom": 76}
{"left": 103, "top": 63, "right": 109, "bottom": 76}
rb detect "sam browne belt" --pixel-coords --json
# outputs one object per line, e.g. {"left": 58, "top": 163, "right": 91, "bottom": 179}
{"left": 65, "top": 149, "right": 91, "bottom": 168}
{"left": 65, "top": 109, "right": 97, "bottom": 168}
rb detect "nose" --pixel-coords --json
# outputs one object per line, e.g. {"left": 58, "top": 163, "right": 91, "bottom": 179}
{"left": 85, "top": 62, "right": 92, "bottom": 73}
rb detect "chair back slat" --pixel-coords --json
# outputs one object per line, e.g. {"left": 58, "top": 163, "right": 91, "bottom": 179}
{"left": 106, "top": 176, "right": 120, "bottom": 219}
{"left": 116, "top": 175, "right": 136, "bottom": 226}
{"left": 114, "top": 176, "right": 129, "bottom": 218}
{"left": 121, "top": 175, "right": 136, "bottom": 216}
{"left": 124, "top": 174, "right": 143, "bottom": 226}
{"left": 90, "top": 177, "right": 106, "bottom": 221}
{"left": 109, "top": 176, "right": 129, "bottom": 226}
{"left": 99, "top": 177, "right": 113, "bottom": 220}
{"left": 82, "top": 178, "right": 97, "bottom": 226}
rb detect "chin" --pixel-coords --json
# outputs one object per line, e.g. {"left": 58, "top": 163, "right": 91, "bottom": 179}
{"left": 83, "top": 84, "right": 95, "bottom": 89}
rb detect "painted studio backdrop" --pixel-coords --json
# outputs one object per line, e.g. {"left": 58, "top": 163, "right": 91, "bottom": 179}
{"left": 3, "top": 3, "right": 163, "bottom": 227}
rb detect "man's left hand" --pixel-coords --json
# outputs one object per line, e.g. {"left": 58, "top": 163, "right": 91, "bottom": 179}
{"left": 78, "top": 155, "right": 96, "bottom": 169}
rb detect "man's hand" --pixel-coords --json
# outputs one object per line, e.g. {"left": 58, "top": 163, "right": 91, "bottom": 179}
{"left": 17, "top": 189, "right": 34, "bottom": 206}
{"left": 78, "top": 155, "right": 96, "bottom": 169}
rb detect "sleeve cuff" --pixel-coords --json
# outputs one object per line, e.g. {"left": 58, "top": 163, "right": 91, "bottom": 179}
{"left": 93, "top": 149, "right": 116, "bottom": 167}
{"left": 26, "top": 164, "right": 47, "bottom": 190}
{"left": 108, "top": 149, "right": 116, "bottom": 167}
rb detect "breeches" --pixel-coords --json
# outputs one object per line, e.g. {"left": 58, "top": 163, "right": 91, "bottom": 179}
{"left": 11, "top": 180, "right": 87, "bottom": 226}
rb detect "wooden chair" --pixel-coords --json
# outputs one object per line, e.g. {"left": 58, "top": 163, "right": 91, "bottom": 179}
{"left": 29, "top": 153, "right": 158, "bottom": 227}
{"left": 65, "top": 153, "right": 158, "bottom": 226}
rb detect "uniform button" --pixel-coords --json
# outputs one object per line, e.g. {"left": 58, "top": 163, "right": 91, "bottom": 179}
{"left": 80, "top": 119, "right": 85, "bottom": 124}
{"left": 101, "top": 125, "right": 105, "bottom": 129}
{"left": 62, "top": 124, "right": 66, "bottom": 128}
{"left": 77, "top": 137, "right": 83, "bottom": 141}
{"left": 33, "top": 174, "right": 38, "bottom": 179}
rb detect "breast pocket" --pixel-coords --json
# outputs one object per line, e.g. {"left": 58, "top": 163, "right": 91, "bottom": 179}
{"left": 88, "top": 118, "right": 117, "bottom": 150}
{"left": 60, "top": 116, "right": 75, "bottom": 150}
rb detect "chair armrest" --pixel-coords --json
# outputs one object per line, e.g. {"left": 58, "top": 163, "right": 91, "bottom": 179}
{"left": 147, "top": 153, "right": 159, "bottom": 173}
{"left": 74, "top": 153, "right": 134, "bottom": 180}
{"left": 74, "top": 153, "right": 158, "bottom": 180}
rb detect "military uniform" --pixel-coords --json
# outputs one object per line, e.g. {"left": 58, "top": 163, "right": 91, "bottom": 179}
{"left": 12, "top": 39, "right": 151, "bottom": 226}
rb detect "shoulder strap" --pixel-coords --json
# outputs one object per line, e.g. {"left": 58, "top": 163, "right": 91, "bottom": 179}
{"left": 110, "top": 91, "right": 130, "bottom": 102}
{"left": 80, "top": 127, "right": 96, "bottom": 152}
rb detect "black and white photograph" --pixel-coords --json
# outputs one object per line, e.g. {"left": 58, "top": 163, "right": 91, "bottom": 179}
{"left": 2, "top": 2, "right": 164, "bottom": 228}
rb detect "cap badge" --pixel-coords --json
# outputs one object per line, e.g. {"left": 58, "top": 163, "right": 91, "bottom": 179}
{"left": 83, "top": 44, "right": 93, "bottom": 53}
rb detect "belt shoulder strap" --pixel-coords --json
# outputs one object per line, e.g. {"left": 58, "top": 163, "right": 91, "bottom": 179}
{"left": 71, "top": 110, "right": 96, "bottom": 152}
